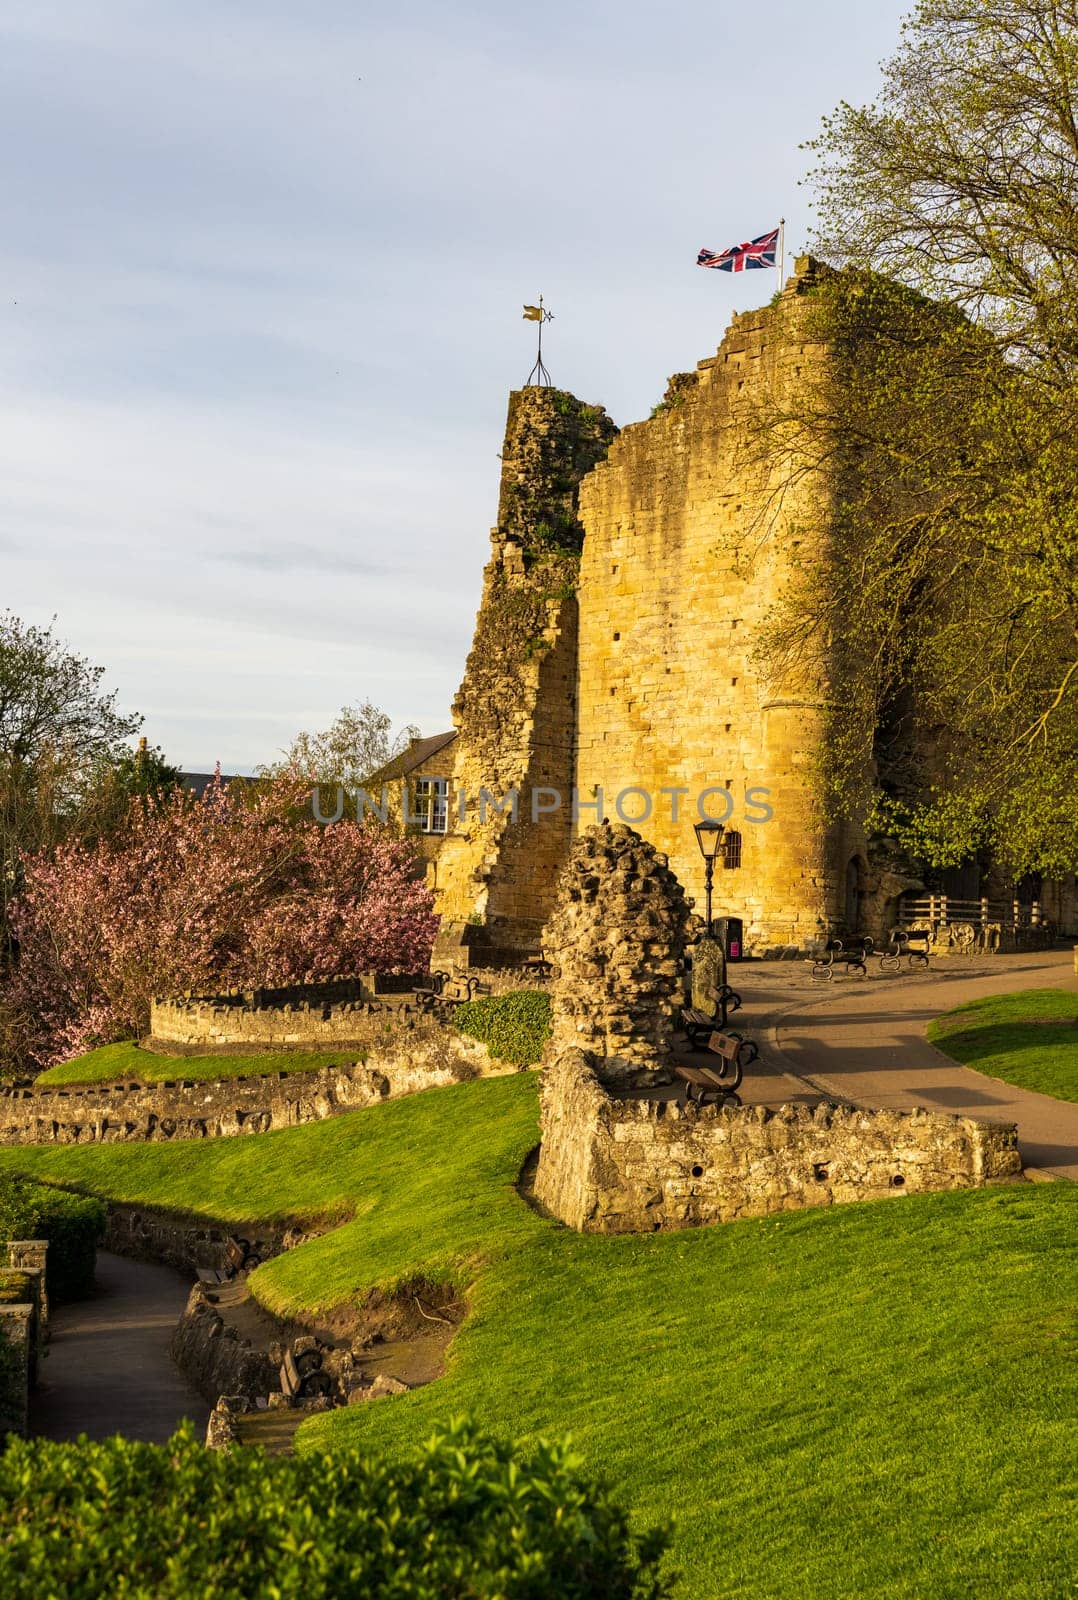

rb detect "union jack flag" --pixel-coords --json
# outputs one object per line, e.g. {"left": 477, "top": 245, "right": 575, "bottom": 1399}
{"left": 697, "top": 227, "right": 780, "bottom": 272}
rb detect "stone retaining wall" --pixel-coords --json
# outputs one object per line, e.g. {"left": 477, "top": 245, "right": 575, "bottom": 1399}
{"left": 0, "top": 1024, "right": 495, "bottom": 1147}
{"left": 0, "top": 1296, "right": 33, "bottom": 1437}
{"left": 0, "top": 1242, "right": 46, "bottom": 1437}
{"left": 104, "top": 1204, "right": 314, "bottom": 1273}
{"left": 534, "top": 1051, "right": 1023, "bottom": 1232}
{"left": 171, "top": 1283, "right": 279, "bottom": 1404}
{"left": 151, "top": 975, "right": 414, "bottom": 1050}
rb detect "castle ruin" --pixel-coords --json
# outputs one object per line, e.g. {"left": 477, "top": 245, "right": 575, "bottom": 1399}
{"left": 430, "top": 258, "right": 1077, "bottom": 963}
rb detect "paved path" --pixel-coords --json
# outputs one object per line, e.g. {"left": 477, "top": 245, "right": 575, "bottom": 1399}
{"left": 31, "top": 1251, "right": 210, "bottom": 1444}
{"left": 739, "top": 947, "right": 1078, "bottom": 1179}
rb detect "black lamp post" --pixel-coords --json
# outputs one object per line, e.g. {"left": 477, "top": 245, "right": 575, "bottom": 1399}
{"left": 693, "top": 818, "right": 726, "bottom": 937}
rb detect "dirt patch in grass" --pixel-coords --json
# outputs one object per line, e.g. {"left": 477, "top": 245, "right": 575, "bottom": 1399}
{"left": 212, "top": 1272, "right": 461, "bottom": 1397}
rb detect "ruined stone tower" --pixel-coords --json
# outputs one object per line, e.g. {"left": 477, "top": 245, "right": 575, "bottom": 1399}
{"left": 431, "top": 388, "right": 617, "bottom": 968}
{"left": 433, "top": 260, "right": 870, "bottom": 961}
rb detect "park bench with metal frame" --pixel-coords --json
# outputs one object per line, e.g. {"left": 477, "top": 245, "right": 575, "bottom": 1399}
{"left": 413, "top": 971, "right": 490, "bottom": 1014}
{"left": 675, "top": 1030, "right": 758, "bottom": 1102}
{"left": 811, "top": 937, "right": 872, "bottom": 981}
{"left": 878, "top": 928, "right": 931, "bottom": 973}
{"left": 681, "top": 983, "right": 743, "bottom": 1048}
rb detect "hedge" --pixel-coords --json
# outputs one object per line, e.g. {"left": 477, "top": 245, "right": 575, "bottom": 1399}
{"left": 0, "top": 1177, "right": 105, "bottom": 1301}
{"left": 454, "top": 989, "right": 551, "bottom": 1067}
{"left": 0, "top": 1418, "right": 672, "bottom": 1599}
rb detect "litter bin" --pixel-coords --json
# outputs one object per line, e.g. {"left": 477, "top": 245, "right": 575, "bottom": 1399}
{"left": 712, "top": 916, "right": 744, "bottom": 962}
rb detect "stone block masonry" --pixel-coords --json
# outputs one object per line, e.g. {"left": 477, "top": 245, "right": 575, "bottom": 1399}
{"left": 0, "top": 1245, "right": 46, "bottom": 1437}
{"left": 541, "top": 821, "right": 693, "bottom": 1082}
{"left": 0, "top": 1021, "right": 497, "bottom": 1147}
{"left": 534, "top": 1051, "right": 1023, "bottom": 1233}
{"left": 104, "top": 1204, "right": 315, "bottom": 1273}
{"left": 0, "top": 1296, "right": 34, "bottom": 1437}
{"left": 150, "top": 974, "right": 411, "bottom": 1049}
{"left": 573, "top": 260, "right": 864, "bottom": 952}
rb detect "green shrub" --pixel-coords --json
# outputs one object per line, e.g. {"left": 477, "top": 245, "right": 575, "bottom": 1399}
{"left": 0, "top": 1177, "right": 105, "bottom": 1300}
{"left": 0, "top": 1418, "right": 672, "bottom": 1599}
{"left": 455, "top": 989, "right": 551, "bottom": 1066}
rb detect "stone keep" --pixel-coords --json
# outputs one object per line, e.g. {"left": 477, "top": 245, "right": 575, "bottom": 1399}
{"left": 573, "top": 261, "right": 855, "bottom": 950}
{"left": 433, "top": 260, "right": 869, "bottom": 958}
{"left": 541, "top": 821, "right": 693, "bottom": 1081}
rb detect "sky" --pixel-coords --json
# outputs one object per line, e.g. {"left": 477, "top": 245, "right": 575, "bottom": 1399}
{"left": 0, "top": 0, "right": 909, "bottom": 773}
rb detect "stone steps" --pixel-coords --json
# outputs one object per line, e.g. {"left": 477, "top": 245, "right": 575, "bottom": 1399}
{"left": 233, "top": 1407, "right": 306, "bottom": 1456}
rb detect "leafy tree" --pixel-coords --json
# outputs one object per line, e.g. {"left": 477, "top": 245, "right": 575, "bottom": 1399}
{"left": 262, "top": 700, "right": 419, "bottom": 789}
{"left": 2, "top": 772, "right": 436, "bottom": 1070}
{"left": 0, "top": 615, "right": 144, "bottom": 947}
{"left": 769, "top": 0, "right": 1078, "bottom": 875}
{"left": 807, "top": 0, "right": 1078, "bottom": 378}
{"left": 0, "top": 612, "right": 139, "bottom": 765}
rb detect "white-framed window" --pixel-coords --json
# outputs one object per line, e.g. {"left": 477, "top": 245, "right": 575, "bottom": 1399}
{"left": 413, "top": 776, "right": 449, "bottom": 834}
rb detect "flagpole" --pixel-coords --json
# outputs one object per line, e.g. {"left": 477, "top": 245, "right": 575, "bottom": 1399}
{"left": 537, "top": 294, "right": 544, "bottom": 377}
{"left": 778, "top": 218, "right": 785, "bottom": 291}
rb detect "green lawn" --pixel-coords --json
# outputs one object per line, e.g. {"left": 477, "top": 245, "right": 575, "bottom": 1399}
{"left": 34, "top": 1041, "right": 365, "bottom": 1087}
{"left": 0, "top": 1073, "right": 1076, "bottom": 1598}
{"left": 928, "top": 987, "right": 1078, "bottom": 1102}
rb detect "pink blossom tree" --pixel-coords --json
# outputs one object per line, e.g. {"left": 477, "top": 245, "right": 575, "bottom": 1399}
{"left": 3, "top": 774, "right": 436, "bottom": 1068}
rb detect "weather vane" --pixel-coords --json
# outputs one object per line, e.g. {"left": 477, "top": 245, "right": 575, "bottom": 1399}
{"left": 522, "top": 295, "right": 554, "bottom": 387}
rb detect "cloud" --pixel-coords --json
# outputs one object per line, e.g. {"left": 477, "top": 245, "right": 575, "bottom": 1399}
{"left": 213, "top": 544, "right": 388, "bottom": 577}
{"left": 0, "top": 0, "right": 910, "bottom": 769}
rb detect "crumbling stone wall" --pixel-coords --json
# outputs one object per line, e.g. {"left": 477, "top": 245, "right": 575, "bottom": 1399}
{"left": 541, "top": 822, "right": 693, "bottom": 1082}
{"left": 534, "top": 1051, "right": 1022, "bottom": 1232}
{"left": 7, "top": 1242, "right": 48, "bottom": 1333}
{"left": 104, "top": 1204, "right": 315, "bottom": 1272}
{"left": 0, "top": 1022, "right": 495, "bottom": 1147}
{"left": 432, "top": 388, "right": 616, "bottom": 966}
{"left": 171, "top": 1283, "right": 280, "bottom": 1404}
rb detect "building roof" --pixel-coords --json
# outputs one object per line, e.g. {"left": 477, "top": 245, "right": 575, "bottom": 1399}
{"left": 179, "top": 771, "right": 239, "bottom": 800}
{"left": 366, "top": 731, "right": 457, "bottom": 786}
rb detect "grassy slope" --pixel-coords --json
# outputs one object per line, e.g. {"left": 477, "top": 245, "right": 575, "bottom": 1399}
{"left": 34, "top": 1041, "right": 364, "bottom": 1087}
{"left": 928, "top": 987, "right": 1078, "bottom": 1103}
{"left": 0, "top": 1075, "right": 1076, "bottom": 1598}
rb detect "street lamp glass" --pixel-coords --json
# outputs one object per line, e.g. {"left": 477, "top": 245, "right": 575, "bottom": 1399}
{"left": 694, "top": 819, "right": 726, "bottom": 861}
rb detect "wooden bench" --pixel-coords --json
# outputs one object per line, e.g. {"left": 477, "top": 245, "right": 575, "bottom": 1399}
{"left": 674, "top": 1064, "right": 734, "bottom": 1105}
{"left": 675, "top": 1030, "right": 758, "bottom": 1100}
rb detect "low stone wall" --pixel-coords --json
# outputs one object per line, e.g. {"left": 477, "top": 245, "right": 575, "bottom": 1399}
{"left": 0, "top": 1243, "right": 47, "bottom": 1437}
{"left": 454, "top": 966, "right": 553, "bottom": 995}
{"left": 104, "top": 1204, "right": 315, "bottom": 1273}
{"left": 534, "top": 1051, "right": 1023, "bottom": 1233}
{"left": 171, "top": 1283, "right": 280, "bottom": 1404}
{"left": 0, "top": 1023, "right": 495, "bottom": 1147}
{"left": 7, "top": 1242, "right": 48, "bottom": 1331}
{"left": 151, "top": 974, "right": 418, "bottom": 1050}
{"left": 0, "top": 1295, "right": 33, "bottom": 1437}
